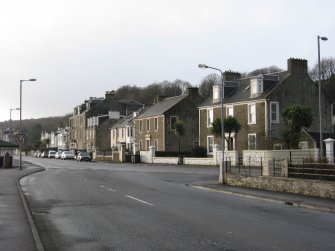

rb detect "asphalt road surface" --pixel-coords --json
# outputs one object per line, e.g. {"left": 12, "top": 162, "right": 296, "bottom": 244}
{"left": 21, "top": 157, "right": 335, "bottom": 251}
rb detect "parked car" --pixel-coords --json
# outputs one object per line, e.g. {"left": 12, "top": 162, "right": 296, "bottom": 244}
{"left": 55, "top": 151, "right": 62, "bottom": 159}
{"left": 48, "top": 150, "right": 56, "bottom": 158}
{"left": 61, "top": 151, "right": 75, "bottom": 160}
{"left": 77, "top": 151, "right": 92, "bottom": 162}
{"left": 41, "top": 151, "right": 48, "bottom": 158}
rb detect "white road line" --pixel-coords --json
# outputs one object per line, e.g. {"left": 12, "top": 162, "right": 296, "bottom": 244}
{"left": 126, "top": 195, "right": 154, "bottom": 206}
{"left": 100, "top": 185, "right": 105, "bottom": 188}
{"left": 107, "top": 188, "right": 116, "bottom": 192}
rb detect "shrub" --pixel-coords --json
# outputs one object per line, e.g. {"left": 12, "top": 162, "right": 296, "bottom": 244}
{"left": 191, "top": 146, "right": 207, "bottom": 157}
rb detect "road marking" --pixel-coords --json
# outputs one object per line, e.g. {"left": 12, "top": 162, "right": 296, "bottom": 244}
{"left": 100, "top": 185, "right": 105, "bottom": 188}
{"left": 107, "top": 188, "right": 116, "bottom": 192}
{"left": 126, "top": 195, "right": 154, "bottom": 206}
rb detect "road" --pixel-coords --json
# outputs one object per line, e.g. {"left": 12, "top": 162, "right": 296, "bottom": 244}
{"left": 21, "top": 157, "right": 335, "bottom": 251}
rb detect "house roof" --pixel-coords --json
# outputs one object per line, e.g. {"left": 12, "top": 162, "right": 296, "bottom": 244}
{"left": 0, "top": 140, "right": 19, "bottom": 148}
{"left": 111, "top": 114, "right": 132, "bottom": 129}
{"left": 303, "top": 129, "right": 335, "bottom": 143}
{"left": 199, "top": 71, "right": 290, "bottom": 108}
{"left": 137, "top": 95, "right": 187, "bottom": 118}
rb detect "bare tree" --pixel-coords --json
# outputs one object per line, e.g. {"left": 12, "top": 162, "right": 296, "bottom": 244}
{"left": 309, "top": 57, "right": 335, "bottom": 80}
{"left": 198, "top": 73, "right": 221, "bottom": 99}
{"left": 247, "top": 65, "right": 282, "bottom": 77}
{"left": 309, "top": 57, "right": 335, "bottom": 104}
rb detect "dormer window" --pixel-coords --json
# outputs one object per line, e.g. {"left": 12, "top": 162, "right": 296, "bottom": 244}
{"left": 212, "top": 85, "right": 221, "bottom": 103}
{"left": 250, "top": 76, "right": 264, "bottom": 95}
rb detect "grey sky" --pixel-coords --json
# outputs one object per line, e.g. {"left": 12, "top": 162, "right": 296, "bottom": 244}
{"left": 0, "top": 0, "right": 334, "bottom": 122}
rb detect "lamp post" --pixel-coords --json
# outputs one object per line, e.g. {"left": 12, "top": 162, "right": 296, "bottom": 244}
{"left": 19, "top": 79, "right": 37, "bottom": 170}
{"left": 199, "top": 64, "right": 225, "bottom": 184}
{"left": 317, "top": 35, "right": 328, "bottom": 159}
{"left": 9, "top": 108, "right": 20, "bottom": 142}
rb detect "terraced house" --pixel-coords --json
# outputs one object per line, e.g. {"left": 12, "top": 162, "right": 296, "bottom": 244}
{"left": 199, "top": 58, "right": 333, "bottom": 154}
{"left": 134, "top": 87, "right": 203, "bottom": 152}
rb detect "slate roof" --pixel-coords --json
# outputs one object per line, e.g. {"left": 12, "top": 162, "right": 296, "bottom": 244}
{"left": 137, "top": 95, "right": 187, "bottom": 118}
{"left": 0, "top": 140, "right": 19, "bottom": 148}
{"left": 111, "top": 114, "right": 132, "bottom": 129}
{"left": 199, "top": 71, "right": 290, "bottom": 108}
{"left": 303, "top": 129, "right": 335, "bottom": 142}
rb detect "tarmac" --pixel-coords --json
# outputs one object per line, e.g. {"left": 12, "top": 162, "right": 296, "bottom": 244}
{"left": 0, "top": 161, "right": 334, "bottom": 251}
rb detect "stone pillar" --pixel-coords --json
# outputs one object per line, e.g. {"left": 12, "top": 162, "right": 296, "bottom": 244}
{"left": 324, "top": 138, "right": 335, "bottom": 164}
{"left": 133, "top": 143, "right": 139, "bottom": 154}
{"left": 213, "top": 144, "right": 219, "bottom": 166}
{"left": 119, "top": 143, "right": 126, "bottom": 162}
{"left": 149, "top": 146, "right": 156, "bottom": 163}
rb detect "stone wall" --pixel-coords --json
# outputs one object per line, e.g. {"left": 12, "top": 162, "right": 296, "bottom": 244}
{"left": 227, "top": 174, "right": 335, "bottom": 199}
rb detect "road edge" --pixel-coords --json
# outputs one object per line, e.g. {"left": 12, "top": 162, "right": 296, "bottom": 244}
{"left": 16, "top": 168, "right": 46, "bottom": 251}
{"left": 191, "top": 185, "right": 335, "bottom": 213}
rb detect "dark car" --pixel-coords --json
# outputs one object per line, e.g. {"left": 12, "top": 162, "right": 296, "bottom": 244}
{"left": 77, "top": 151, "right": 92, "bottom": 162}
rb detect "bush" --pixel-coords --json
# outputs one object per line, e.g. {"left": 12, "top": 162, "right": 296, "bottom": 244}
{"left": 191, "top": 146, "right": 207, "bottom": 157}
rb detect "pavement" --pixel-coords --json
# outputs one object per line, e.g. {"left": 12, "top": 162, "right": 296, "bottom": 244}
{"left": 0, "top": 161, "right": 334, "bottom": 251}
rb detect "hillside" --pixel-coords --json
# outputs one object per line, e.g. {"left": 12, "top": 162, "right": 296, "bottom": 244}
{"left": 0, "top": 114, "right": 71, "bottom": 146}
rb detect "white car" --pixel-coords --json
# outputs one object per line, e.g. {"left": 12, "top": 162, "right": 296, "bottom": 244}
{"left": 55, "top": 151, "right": 62, "bottom": 159}
{"left": 61, "top": 151, "right": 75, "bottom": 160}
{"left": 48, "top": 150, "right": 56, "bottom": 158}
{"left": 77, "top": 152, "right": 92, "bottom": 162}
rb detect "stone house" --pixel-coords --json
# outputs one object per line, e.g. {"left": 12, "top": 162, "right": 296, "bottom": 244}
{"left": 134, "top": 87, "right": 203, "bottom": 152}
{"left": 198, "top": 58, "right": 333, "bottom": 154}
{"left": 110, "top": 108, "right": 147, "bottom": 153}
{"left": 70, "top": 91, "right": 143, "bottom": 153}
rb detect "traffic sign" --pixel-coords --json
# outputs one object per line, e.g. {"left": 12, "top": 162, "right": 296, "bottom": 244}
{"left": 16, "top": 134, "right": 25, "bottom": 142}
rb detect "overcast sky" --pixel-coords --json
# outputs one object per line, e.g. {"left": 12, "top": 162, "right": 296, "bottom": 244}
{"left": 0, "top": 0, "right": 334, "bottom": 122}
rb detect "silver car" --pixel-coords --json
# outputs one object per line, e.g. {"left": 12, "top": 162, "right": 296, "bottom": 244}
{"left": 61, "top": 151, "right": 75, "bottom": 160}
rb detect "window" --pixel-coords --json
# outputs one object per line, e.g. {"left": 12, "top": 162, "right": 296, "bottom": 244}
{"left": 139, "top": 120, "right": 143, "bottom": 132}
{"left": 270, "top": 102, "right": 279, "bottom": 124}
{"left": 299, "top": 141, "right": 308, "bottom": 149}
{"left": 248, "top": 104, "right": 256, "bottom": 124}
{"left": 170, "top": 116, "right": 178, "bottom": 130}
{"left": 226, "top": 106, "right": 234, "bottom": 117}
{"left": 154, "top": 139, "right": 158, "bottom": 151}
{"left": 207, "top": 109, "right": 213, "bottom": 127}
{"left": 139, "top": 140, "right": 143, "bottom": 150}
{"left": 122, "top": 128, "right": 124, "bottom": 138}
{"left": 154, "top": 117, "right": 159, "bottom": 131}
{"left": 250, "top": 78, "right": 263, "bottom": 95}
{"left": 146, "top": 118, "right": 150, "bottom": 132}
{"left": 248, "top": 134, "right": 256, "bottom": 150}
{"left": 273, "top": 143, "right": 282, "bottom": 150}
{"left": 207, "top": 136, "right": 214, "bottom": 153}
{"left": 146, "top": 139, "right": 150, "bottom": 151}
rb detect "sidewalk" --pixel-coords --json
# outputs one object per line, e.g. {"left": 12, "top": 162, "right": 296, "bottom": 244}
{"left": 0, "top": 161, "right": 44, "bottom": 251}
{"left": 192, "top": 181, "right": 335, "bottom": 213}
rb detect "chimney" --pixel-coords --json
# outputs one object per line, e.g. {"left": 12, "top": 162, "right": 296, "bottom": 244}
{"left": 105, "top": 90, "right": 116, "bottom": 99}
{"left": 287, "top": 58, "right": 308, "bottom": 74}
{"left": 154, "top": 95, "right": 167, "bottom": 103}
{"left": 185, "top": 87, "right": 199, "bottom": 96}
{"left": 224, "top": 71, "right": 241, "bottom": 81}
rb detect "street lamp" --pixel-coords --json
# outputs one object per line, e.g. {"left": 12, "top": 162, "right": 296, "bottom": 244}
{"left": 9, "top": 108, "right": 20, "bottom": 142}
{"left": 199, "top": 64, "right": 226, "bottom": 184}
{"left": 317, "top": 35, "right": 328, "bottom": 159}
{"left": 19, "top": 79, "right": 37, "bottom": 170}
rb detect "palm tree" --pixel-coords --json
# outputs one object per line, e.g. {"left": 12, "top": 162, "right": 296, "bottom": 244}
{"left": 282, "top": 104, "right": 312, "bottom": 149}
{"left": 211, "top": 116, "right": 241, "bottom": 150}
